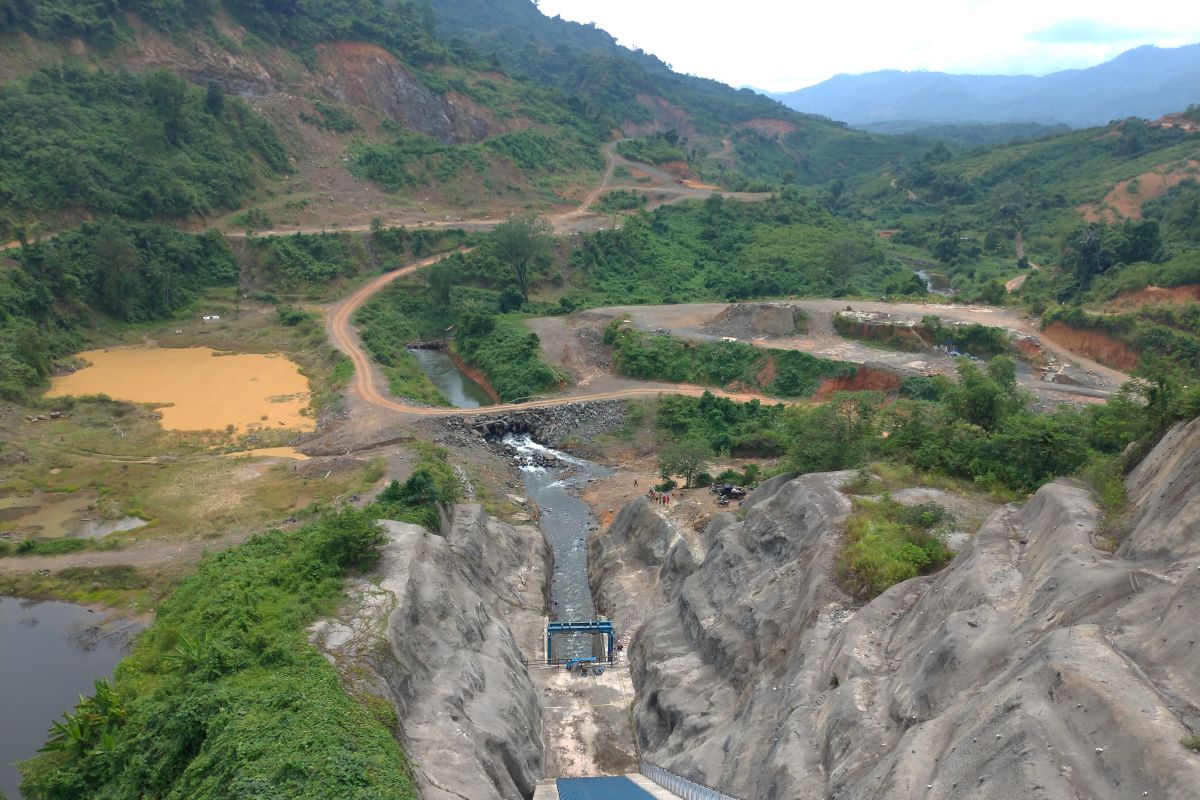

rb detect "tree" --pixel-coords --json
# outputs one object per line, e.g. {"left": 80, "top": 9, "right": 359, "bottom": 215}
{"left": 204, "top": 81, "right": 225, "bottom": 117}
{"left": 144, "top": 70, "right": 187, "bottom": 144}
{"left": 428, "top": 259, "right": 457, "bottom": 306}
{"left": 658, "top": 439, "right": 711, "bottom": 488}
{"left": 944, "top": 359, "right": 1023, "bottom": 431}
{"left": 492, "top": 214, "right": 551, "bottom": 299}
{"left": 91, "top": 223, "right": 141, "bottom": 321}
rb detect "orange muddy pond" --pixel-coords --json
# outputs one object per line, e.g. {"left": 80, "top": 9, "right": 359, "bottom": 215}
{"left": 46, "top": 347, "right": 315, "bottom": 433}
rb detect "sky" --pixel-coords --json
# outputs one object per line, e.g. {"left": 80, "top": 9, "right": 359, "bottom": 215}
{"left": 535, "top": 0, "right": 1200, "bottom": 92}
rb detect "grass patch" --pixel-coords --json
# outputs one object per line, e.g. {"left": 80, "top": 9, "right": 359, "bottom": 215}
{"left": 1182, "top": 733, "right": 1200, "bottom": 752}
{"left": 838, "top": 495, "right": 954, "bottom": 600}
{"left": 0, "top": 564, "right": 162, "bottom": 610}
{"left": 381, "top": 351, "right": 452, "bottom": 407}
{"left": 1079, "top": 454, "right": 1128, "bottom": 541}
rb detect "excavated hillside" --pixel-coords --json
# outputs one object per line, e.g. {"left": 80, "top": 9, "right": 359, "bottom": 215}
{"left": 590, "top": 419, "right": 1200, "bottom": 799}
{"left": 313, "top": 505, "right": 550, "bottom": 800}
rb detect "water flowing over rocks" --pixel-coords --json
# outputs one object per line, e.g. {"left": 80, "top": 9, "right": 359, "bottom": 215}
{"left": 591, "top": 420, "right": 1200, "bottom": 800}
{"left": 313, "top": 505, "right": 550, "bottom": 800}
{"left": 438, "top": 400, "right": 629, "bottom": 449}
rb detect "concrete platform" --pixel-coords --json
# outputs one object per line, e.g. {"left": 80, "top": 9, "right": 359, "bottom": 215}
{"left": 532, "top": 661, "right": 639, "bottom": 777}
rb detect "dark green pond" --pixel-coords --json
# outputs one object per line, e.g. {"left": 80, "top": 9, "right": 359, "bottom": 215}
{"left": 409, "top": 348, "right": 494, "bottom": 408}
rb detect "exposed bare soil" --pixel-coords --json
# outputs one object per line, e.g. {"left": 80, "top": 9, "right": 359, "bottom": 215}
{"left": 1078, "top": 159, "right": 1200, "bottom": 223}
{"left": 1042, "top": 321, "right": 1140, "bottom": 371}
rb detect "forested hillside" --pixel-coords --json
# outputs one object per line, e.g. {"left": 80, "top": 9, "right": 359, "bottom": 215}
{"left": 429, "top": 0, "right": 921, "bottom": 188}
{"left": 774, "top": 44, "right": 1200, "bottom": 127}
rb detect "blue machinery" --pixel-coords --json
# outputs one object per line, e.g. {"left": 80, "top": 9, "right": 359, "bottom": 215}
{"left": 545, "top": 620, "right": 615, "bottom": 664}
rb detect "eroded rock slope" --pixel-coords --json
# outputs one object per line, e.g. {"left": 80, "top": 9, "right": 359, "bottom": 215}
{"left": 606, "top": 419, "right": 1200, "bottom": 799}
{"left": 314, "top": 505, "right": 549, "bottom": 800}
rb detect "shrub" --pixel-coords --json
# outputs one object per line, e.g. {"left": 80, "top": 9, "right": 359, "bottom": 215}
{"left": 838, "top": 496, "right": 953, "bottom": 600}
{"left": 19, "top": 509, "right": 417, "bottom": 800}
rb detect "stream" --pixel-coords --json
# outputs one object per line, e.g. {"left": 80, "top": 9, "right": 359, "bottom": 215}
{"left": 915, "top": 268, "right": 955, "bottom": 296}
{"left": 503, "top": 435, "right": 612, "bottom": 658}
{"left": 0, "top": 598, "right": 140, "bottom": 799}
{"left": 409, "top": 348, "right": 494, "bottom": 408}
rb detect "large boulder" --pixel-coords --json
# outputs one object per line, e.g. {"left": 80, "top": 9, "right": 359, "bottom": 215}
{"left": 625, "top": 421, "right": 1200, "bottom": 800}
{"left": 314, "top": 505, "right": 550, "bottom": 800}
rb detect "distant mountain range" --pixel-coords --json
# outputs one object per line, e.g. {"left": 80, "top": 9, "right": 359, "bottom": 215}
{"left": 772, "top": 44, "right": 1200, "bottom": 128}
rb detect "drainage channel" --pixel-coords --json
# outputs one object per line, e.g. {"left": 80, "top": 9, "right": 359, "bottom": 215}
{"left": 502, "top": 434, "right": 612, "bottom": 660}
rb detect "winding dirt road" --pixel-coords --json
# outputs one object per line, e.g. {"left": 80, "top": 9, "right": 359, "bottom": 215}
{"left": 324, "top": 254, "right": 789, "bottom": 417}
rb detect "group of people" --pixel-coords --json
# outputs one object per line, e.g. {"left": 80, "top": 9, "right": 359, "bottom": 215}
{"left": 647, "top": 489, "right": 672, "bottom": 506}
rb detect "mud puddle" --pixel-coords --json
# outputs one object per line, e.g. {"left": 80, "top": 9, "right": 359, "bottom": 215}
{"left": 0, "top": 492, "right": 146, "bottom": 539}
{"left": 46, "top": 347, "right": 314, "bottom": 432}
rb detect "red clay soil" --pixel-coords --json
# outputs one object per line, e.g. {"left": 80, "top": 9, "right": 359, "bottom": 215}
{"left": 1109, "top": 284, "right": 1200, "bottom": 309}
{"left": 447, "top": 350, "right": 503, "bottom": 404}
{"left": 1013, "top": 338, "right": 1046, "bottom": 365}
{"left": 1042, "top": 322, "right": 1139, "bottom": 372}
{"left": 755, "top": 357, "right": 779, "bottom": 387}
{"left": 815, "top": 366, "right": 902, "bottom": 398}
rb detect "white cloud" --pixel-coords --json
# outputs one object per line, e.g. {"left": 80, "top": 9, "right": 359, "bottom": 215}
{"left": 535, "top": 0, "right": 1200, "bottom": 90}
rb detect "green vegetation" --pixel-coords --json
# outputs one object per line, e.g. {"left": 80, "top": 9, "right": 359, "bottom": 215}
{"left": 453, "top": 314, "right": 560, "bottom": 402}
{"left": 430, "top": 0, "right": 918, "bottom": 188}
{"left": 2, "top": 223, "right": 237, "bottom": 399}
{"left": 1182, "top": 733, "right": 1200, "bottom": 753}
{"left": 0, "top": 67, "right": 285, "bottom": 238}
{"left": 19, "top": 509, "right": 418, "bottom": 800}
{"left": 832, "top": 315, "right": 1013, "bottom": 358}
{"left": 352, "top": 128, "right": 602, "bottom": 193}
{"left": 605, "top": 321, "right": 857, "bottom": 397}
{"left": 240, "top": 227, "right": 472, "bottom": 298}
{"left": 838, "top": 495, "right": 954, "bottom": 599}
{"left": 354, "top": 299, "right": 450, "bottom": 407}
{"left": 3, "top": 0, "right": 449, "bottom": 64}
{"left": 655, "top": 393, "right": 786, "bottom": 457}
{"left": 845, "top": 117, "right": 1200, "bottom": 306}
{"left": 1042, "top": 305, "right": 1200, "bottom": 374}
{"left": 299, "top": 100, "right": 360, "bottom": 133}
{"left": 617, "top": 132, "right": 687, "bottom": 165}
{"left": 372, "top": 444, "right": 463, "bottom": 531}
{"left": 596, "top": 190, "right": 648, "bottom": 213}
{"left": 657, "top": 439, "right": 710, "bottom": 488}
{"left": 9, "top": 538, "right": 91, "bottom": 557}
{"left": 570, "top": 193, "right": 924, "bottom": 304}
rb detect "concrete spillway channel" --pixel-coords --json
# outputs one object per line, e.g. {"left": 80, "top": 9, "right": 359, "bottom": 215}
{"left": 502, "top": 435, "right": 644, "bottom": 780}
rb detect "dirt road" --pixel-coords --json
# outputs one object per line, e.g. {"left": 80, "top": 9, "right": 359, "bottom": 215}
{"left": 228, "top": 140, "right": 768, "bottom": 240}
{"left": 567, "top": 301, "right": 1128, "bottom": 398}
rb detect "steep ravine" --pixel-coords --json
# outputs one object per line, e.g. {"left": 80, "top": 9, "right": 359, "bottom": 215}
{"left": 590, "top": 419, "right": 1200, "bottom": 799}
{"left": 313, "top": 505, "right": 550, "bottom": 800}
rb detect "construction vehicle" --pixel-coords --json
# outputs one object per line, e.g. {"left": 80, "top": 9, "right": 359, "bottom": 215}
{"left": 564, "top": 656, "right": 606, "bottom": 677}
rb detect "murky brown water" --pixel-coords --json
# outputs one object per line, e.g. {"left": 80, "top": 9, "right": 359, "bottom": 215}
{"left": 46, "top": 347, "right": 314, "bottom": 433}
{"left": 0, "top": 492, "right": 147, "bottom": 539}
{"left": 222, "top": 447, "right": 310, "bottom": 461}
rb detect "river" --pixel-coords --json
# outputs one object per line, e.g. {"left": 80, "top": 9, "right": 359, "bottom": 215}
{"left": 503, "top": 435, "right": 611, "bottom": 657}
{"left": 408, "top": 348, "right": 494, "bottom": 408}
{"left": 0, "top": 598, "right": 140, "bottom": 799}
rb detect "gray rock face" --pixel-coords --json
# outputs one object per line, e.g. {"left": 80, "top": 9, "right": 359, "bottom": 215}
{"left": 589, "top": 497, "right": 700, "bottom": 645}
{"left": 314, "top": 505, "right": 550, "bottom": 800}
{"left": 620, "top": 421, "right": 1200, "bottom": 800}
